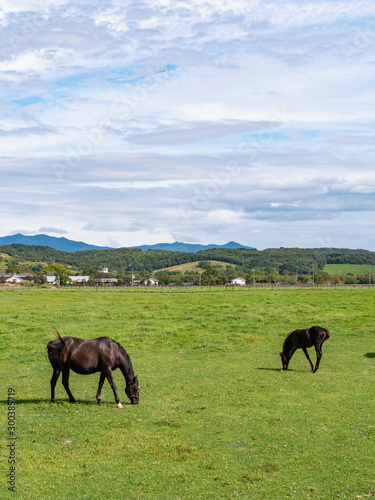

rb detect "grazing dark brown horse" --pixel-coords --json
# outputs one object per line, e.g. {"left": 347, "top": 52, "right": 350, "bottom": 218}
{"left": 280, "top": 326, "right": 331, "bottom": 373}
{"left": 47, "top": 330, "right": 139, "bottom": 407}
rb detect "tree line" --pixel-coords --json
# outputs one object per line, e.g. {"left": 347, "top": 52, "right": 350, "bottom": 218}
{"left": 1, "top": 243, "right": 375, "bottom": 278}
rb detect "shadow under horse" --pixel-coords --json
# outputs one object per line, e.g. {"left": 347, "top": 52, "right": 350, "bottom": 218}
{"left": 47, "top": 329, "right": 139, "bottom": 407}
{"left": 280, "top": 326, "right": 331, "bottom": 373}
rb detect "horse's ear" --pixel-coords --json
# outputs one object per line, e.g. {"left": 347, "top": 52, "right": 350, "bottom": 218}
{"left": 134, "top": 375, "right": 138, "bottom": 382}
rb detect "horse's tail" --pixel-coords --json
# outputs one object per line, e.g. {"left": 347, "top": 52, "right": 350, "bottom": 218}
{"left": 325, "top": 328, "right": 331, "bottom": 340}
{"left": 50, "top": 325, "right": 65, "bottom": 347}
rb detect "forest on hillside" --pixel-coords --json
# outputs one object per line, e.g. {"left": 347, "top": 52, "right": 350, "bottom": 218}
{"left": 1, "top": 244, "right": 375, "bottom": 277}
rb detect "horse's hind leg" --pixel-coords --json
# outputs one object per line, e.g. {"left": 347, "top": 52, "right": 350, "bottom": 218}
{"left": 50, "top": 369, "right": 60, "bottom": 403}
{"left": 313, "top": 344, "right": 323, "bottom": 373}
{"left": 62, "top": 367, "right": 77, "bottom": 403}
{"left": 96, "top": 372, "right": 106, "bottom": 405}
{"left": 302, "top": 347, "right": 314, "bottom": 371}
{"left": 104, "top": 369, "right": 122, "bottom": 407}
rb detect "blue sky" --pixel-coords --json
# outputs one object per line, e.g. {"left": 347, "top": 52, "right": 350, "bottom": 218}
{"left": 0, "top": 0, "right": 374, "bottom": 249}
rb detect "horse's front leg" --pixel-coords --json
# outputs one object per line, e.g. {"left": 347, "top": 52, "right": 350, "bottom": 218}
{"left": 313, "top": 345, "right": 323, "bottom": 373}
{"left": 50, "top": 369, "right": 60, "bottom": 403}
{"left": 105, "top": 369, "right": 122, "bottom": 408}
{"left": 96, "top": 372, "right": 106, "bottom": 405}
{"left": 302, "top": 347, "right": 314, "bottom": 371}
{"left": 283, "top": 347, "right": 297, "bottom": 370}
{"left": 62, "top": 367, "right": 77, "bottom": 403}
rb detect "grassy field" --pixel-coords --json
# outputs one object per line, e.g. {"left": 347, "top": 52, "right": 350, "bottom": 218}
{"left": 1, "top": 287, "right": 374, "bottom": 499}
{"left": 324, "top": 263, "right": 375, "bottom": 276}
{"left": 155, "top": 260, "right": 232, "bottom": 274}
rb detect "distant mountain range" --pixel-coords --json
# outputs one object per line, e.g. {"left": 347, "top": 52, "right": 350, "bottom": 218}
{"left": 0, "top": 233, "right": 255, "bottom": 253}
{"left": 132, "top": 241, "right": 255, "bottom": 253}
{"left": 0, "top": 233, "right": 111, "bottom": 252}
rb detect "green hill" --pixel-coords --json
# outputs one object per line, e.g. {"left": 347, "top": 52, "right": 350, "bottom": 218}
{"left": 1, "top": 244, "right": 375, "bottom": 277}
{"left": 324, "top": 264, "right": 375, "bottom": 276}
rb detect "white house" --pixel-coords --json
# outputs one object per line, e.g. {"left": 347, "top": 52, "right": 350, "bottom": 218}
{"left": 230, "top": 278, "right": 246, "bottom": 286}
{"left": 94, "top": 267, "right": 118, "bottom": 283}
{"left": 143, "top": 277, "right": 159, "bottom": 286}
{"left": 69, "top": 276, "right": 90, "bottom": 283}
{"left": 46, "top": 275, "right": 58, "bottom": 284}
{"left": 4, "top": 273, "right": 26, "bottom": 283}
{"left": 45, "top": 275, "right": 90, "bottom": 284}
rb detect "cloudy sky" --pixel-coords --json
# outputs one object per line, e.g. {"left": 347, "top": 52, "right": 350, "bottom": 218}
{"left": 1, "top": 0, "right": 374, "bottom": 250}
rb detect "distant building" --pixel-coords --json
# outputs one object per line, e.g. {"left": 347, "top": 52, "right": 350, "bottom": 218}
{"left": 143, "top": 277, "right": 159, "bottom": 286}
{"left": 46, "top": 275, "right": 58, "bottom": 284}
{"left": 69, "top": 276, "right": 90, "bottom": 284}
{"left": 0, "top": 273, "right": 35, "bottom": 283}
{"left": 43, "top": 275, "right": 90, "bottom": 284}
{"left": 230, "top": 277, "right": 246, "bottom": 286}
{"left": 94, "top": 267, "right": 118, "bottom": 284}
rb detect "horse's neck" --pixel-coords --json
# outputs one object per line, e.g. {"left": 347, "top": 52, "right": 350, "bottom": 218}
{"left": 283, "top": 337, "right": 293, "bottom": 356}
{"left": 119, "top": 354, "right": 135, "bottom": 385}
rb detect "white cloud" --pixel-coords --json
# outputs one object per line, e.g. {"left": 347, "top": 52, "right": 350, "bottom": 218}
{"left": 0, "top": 0, "right": 374, "bottom": 249}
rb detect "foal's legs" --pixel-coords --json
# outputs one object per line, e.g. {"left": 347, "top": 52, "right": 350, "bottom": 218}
{"left": 302, "top": 347, "right": 314, "bottom": 371}
{"left": 313, "top": 344, "right": 323, "bottom": 373}
{"left": 96, "top": 372, "right": 106, "bottom": 405}
{"left": 62, "top": 367, "right": 77, "bottom": 403}
{"left": 284, "top": 346, "right": 297, "bottom": 369}
{"left": 104, "top": 368, "right": 122, "bottom": 407}
{"left": 50, "top": 369, "right": 60, "bottom": 403}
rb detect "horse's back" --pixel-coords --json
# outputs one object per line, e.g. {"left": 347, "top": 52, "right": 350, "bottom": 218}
{"left": 287, "top": 326, "right": 330, "bottom": 347}
{"left": 291, "top": 329, "right": 314, "bottom": 347}
{"left": 47, "top": 336, "right": 119, "bottom": 374}
{"left": 71, "top": 337, "right": 116, "bottom": 361}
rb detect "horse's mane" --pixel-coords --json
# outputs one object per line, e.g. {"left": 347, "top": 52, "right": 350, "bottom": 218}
{"left": 112, "top": 340, "right": 133, "bottom": 366}
{"left": 113, "top": 340, "right": 127, "bottom": 355}
{"left": 282, "top": 331, "right": 296, "bottom": 353}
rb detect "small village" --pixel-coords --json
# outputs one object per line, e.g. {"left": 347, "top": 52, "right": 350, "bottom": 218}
{"left": 0, "top": 266, "right": 248, "bottom": 287}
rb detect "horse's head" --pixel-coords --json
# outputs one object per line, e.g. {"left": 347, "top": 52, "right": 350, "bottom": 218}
{"left": 125, "top": 375, "right": 139, "bottom": 404}
{"left": 280, "top": 352, "right": 289, "bottom": 371}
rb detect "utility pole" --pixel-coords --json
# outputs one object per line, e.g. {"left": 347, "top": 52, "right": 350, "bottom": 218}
{"left": 252, "top": 269, "right": 255, "bottom": 287}
{"left": 312, "top": 266, "right": 314, "bottom": 286}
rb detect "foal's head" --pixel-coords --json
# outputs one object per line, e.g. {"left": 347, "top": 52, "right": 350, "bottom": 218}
{"left": 125, "top": 375, "right": 139, "bottom": 404}
{"left": 280, "top": 352, "right": 289, "bottom": 371}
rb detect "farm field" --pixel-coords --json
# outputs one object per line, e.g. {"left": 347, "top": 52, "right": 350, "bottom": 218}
{"left": 0, "top": 288, "right": 374, "bottom": 499}
{"left": 323, "top": 263, "right": 375, "bottom": 276}
{"left": 155, "top": 260, "right": 232, "bottom": 274}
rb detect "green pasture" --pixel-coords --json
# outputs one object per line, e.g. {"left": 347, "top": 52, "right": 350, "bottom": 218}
{"left": 1, "top": 288, "right": 374, "bottom": 499}
{"left": 324, "top": 263, "right": 375, "bottom": 276}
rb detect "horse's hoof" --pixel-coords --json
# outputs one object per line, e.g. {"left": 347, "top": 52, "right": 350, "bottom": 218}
{"left": 117, "top": 403, "right": 123, "bottom": 408}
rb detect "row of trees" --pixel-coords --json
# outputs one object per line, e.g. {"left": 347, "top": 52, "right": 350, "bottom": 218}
{"left": 1, "top": 245, "right": 375, "bottom": 285}
{"left": 155, "top": 264, "right": 374, "bottom": 286}
{"left": 2, "top": 243, "right": 375, "bottom": 276}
